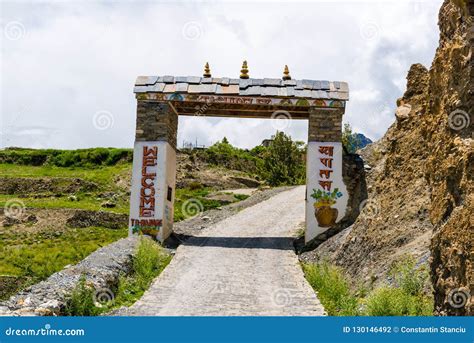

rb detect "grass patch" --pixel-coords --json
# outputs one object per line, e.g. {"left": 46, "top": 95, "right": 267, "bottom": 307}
{"left": 233, "top": 193, "right": 250, "bottom": 201}
{"left": 0, "top": 194, "right": 130, "bottom": 214}
{"left": 365, "top": 287, "right": 433, "bottom": 316}
{"left": 302, "top": 256, "right": 433, "bottom": 316}
{"left": 64, "top": 275, "right": 101, "bottom": 316}
{"left": 0, "top": 227, "right": 127, "bottom": 300}
{"left": 173, "top": 187, "right": 228, "bottom": 222}
{"left": 64, "top": 237, "right": 171, "bottom": 315}
{"left": 0, "top": 162, "right": 131, "bottom": 214}
{"left": 0, "top": 163, "right": 131, "bottom": 187}
{"left": 302, "top": 261, "right": 359, "bottom": 315}
{"left": 112, "top": 237, "right": 171, "bottom": 308}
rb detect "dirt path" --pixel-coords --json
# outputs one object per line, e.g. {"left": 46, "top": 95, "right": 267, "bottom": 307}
{"left": 123, "top": 186, "right": 325, "bottom": 316}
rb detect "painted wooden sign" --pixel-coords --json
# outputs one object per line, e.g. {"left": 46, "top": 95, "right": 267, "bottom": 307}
{"left": 136, "top": 92, "right": 345, "bottom": 108}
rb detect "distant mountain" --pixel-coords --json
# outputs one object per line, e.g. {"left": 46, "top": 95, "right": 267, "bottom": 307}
{"left": 353, "top": 133, "right": 373, "bottom": 150}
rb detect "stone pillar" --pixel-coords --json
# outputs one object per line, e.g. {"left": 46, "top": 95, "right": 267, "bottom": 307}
{"left": 305, "top": 107, "right": 348, "bottom": 243}
{"left": 129, "top": 101, "right": 178, "bottom": 242}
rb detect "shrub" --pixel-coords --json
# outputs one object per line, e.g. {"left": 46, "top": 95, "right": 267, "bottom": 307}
{"left": 364, "top": 287, "right": 432, "bottom": 316}
{"left": 389, "top": 255, "right": 430, "bottom": 296}
{"left": 362, "top": 255, "right": 433, "bottom": 316}
{"left": 262, "top": 132, "right": 305, "bottom": 186}
{"left": 203, "top": 138, "right": 261, "bottom": 173}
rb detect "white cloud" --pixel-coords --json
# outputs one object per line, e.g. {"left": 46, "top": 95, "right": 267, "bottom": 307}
{"left": 1, "top": 0, "right": 442, "bottom": 149}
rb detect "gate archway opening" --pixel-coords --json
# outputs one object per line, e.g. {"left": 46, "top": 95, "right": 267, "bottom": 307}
{"left": 129, "top": 65, "right": 349, "bottom": 244}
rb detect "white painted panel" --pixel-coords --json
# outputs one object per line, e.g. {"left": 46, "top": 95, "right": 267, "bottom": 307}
{"left": 129, "top": 141, "right": 175, "bottom": 242}
{"left": 305, "top": 142, "right": 348, "bottom": 243}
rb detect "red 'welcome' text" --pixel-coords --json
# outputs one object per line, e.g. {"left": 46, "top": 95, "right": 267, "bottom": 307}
{"left": 139, "top": 146, "right": 157, "bottom": 217}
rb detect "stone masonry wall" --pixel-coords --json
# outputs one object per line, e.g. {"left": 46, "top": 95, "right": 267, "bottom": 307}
{"left": 135, "top": 101, "right": 178, "bottom": 149}
{"left": 308, "top": 108, "right": 343, "bottom": 142}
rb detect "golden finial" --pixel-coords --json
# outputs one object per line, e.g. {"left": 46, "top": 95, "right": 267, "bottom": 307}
{"left": 282, "top": 65, "right": 291, "bottom": 80}
{"left": 240, "top": 60, "right": 249, "bottom": 79}
{"left": 203, "top": 62, "right": 211, "bottom": 78}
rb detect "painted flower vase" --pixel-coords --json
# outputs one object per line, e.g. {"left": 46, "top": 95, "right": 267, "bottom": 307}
{"left": 315, "top": 206, "right": 338, "bottom": 227}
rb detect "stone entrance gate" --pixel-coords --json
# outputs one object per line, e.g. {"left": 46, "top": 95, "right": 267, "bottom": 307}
{"left": 129, "top": 64, "right": 349, "bottom": 243}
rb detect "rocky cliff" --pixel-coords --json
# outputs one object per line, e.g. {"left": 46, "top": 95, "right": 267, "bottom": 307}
{"left": 302, "top": 0, "right": 473, "bottom": 316}
{"left": 427, "top": 0, "right": 473, "bottom": 316}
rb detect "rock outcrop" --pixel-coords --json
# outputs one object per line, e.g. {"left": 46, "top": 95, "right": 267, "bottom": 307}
{"left": 302, "top": 0, "right": 473, "bottom": 316}
{"left": 426, "top": 0, "right": 473, "bottom": 316}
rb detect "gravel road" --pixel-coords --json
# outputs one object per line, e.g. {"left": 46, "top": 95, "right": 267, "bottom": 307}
{"left": 122, "top": 186, "right": 325, "bottom": 316}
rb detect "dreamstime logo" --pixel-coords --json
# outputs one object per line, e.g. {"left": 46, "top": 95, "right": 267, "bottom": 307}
{"left": 181, "top": 198, "right": 204, "bottom": 219}
{"left": 4, "top": 199, "right": 26, "bottom": 219}
{"left": 93, "top": 288, "right": 115, "bottom": 306}
{"left": 447, "top": 288, "right": 470, "bottom": 309}
{"left": 182, "top": 21, "right": 203, "bottom": 40}
{"left": 93, "top": 110, "right": 114, "bottom": 130}
{"left": 3, "top": 21, "right": 26, "bottom": 41}
{"left": 359, "top": 21, "right": 381, "bottom": 41}
{"left": 272, "top": 288, "right": 293, "bottom": 307}
{"left": 271, "top": 110, "right": 292, "bottom": 131}
{"left": 448, "top": 109, "right": 470, "bottom": 131}
{"left": 359, "top": 199, "right": 380, "bottom": 219}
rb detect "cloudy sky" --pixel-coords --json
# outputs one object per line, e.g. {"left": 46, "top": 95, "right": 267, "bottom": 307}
{"left": 1, "top": 0, "right": 442, "bottom": 149}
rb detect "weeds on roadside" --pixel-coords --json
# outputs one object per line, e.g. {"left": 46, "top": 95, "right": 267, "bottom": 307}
{"left": 302, "top": 255, "right": 433, "bottom": 316}
{"left": 64, "top": 275, "right": 101, "bottom": 316}
{"left": 114, "top": 237, "right": 172, "bottom": 307}
{"left": 302, "top": 261, "right": 359, "bottom": 315}
{"left": 63, "top": 237, "right": 171, "bottom": 315}
{"left": 364, "top": 256, "right": 432, "bottom": 316}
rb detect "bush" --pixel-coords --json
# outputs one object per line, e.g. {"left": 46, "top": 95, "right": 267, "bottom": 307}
{"left": 365, "top": 287, "right": 432, "bottom": 316}
{"left": 261, "top": 132, "right": 305, "bottom": 186}
{"left": 203, "top": 138, "right": 261, "bottom": 173}
{"left": 362, "top": 255, "right": 433, "bottom": 316}
{"left": 389, "top": 255, "right": 429, "bottom": 296}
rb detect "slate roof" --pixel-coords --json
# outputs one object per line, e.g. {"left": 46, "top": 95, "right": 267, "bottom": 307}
{"left": 134, "top": 76, "right": 349, "bottom": 101}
